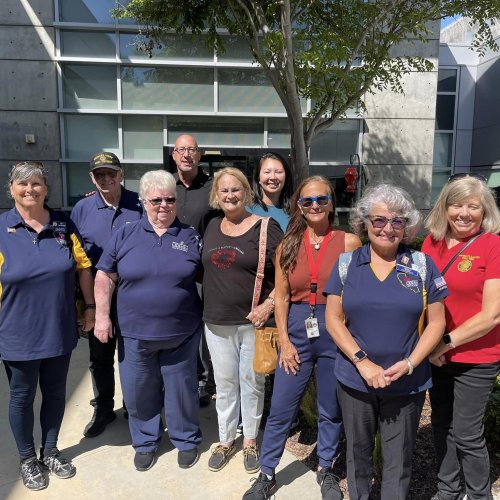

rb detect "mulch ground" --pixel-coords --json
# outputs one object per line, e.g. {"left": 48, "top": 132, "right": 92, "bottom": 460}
{"left": 260, "top": 380, "right": 499, "bottom": 499}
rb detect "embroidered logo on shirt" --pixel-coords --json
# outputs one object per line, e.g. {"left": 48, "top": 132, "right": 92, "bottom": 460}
{"left": 172, "top": 241, "right": 188, "bottom": 252}
{"left": 53, "top": 221, "right": 68, "bottom": 247}
{"left": 397, "top": 272, "right": 421, "bottom": 293}
{"left": 457, "top": 254, "right": 479, "bottom": 273}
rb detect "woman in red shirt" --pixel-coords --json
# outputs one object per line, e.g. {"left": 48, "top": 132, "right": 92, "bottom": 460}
{"left": 422, "top": 174, "right": 500, "bottom": 500}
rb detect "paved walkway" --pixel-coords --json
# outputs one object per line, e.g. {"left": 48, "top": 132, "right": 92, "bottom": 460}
{"left": 0, "top": 341, "right": 319, "bottom": 499}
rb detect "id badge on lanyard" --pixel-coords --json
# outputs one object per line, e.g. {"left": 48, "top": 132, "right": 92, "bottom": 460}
{"left": 303, "top": 228, "right": 332, "bottom": 339}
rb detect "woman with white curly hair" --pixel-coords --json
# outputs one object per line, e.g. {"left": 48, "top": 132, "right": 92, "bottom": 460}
{"left": 325, "top": 183, "right": 449, "bottom": 500}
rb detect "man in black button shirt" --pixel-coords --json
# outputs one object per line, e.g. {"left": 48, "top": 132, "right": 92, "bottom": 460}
{"left": 172, "top": 134, "right": 219, "bottom": 406}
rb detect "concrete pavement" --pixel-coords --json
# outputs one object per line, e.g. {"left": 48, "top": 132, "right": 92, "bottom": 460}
{"left": 0, "top": 341, "right": 319, "bottom": 499}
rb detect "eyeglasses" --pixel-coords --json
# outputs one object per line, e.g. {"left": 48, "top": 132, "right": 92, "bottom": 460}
{"left": 448, "top": 173, "right": 487, "bottom": 183}
{"left": 368, "top": 216, "right": 408, "bottom": 230}
{"left": 298, "top": 195, "right": 332, "bottom": 208}
{"left": 93, "top": 170, "right": 119, "bottom": 180}
{"left": 173, "top": 147, "right": 199, "bottom": 155}
{"left": 147, "top": 197, "right": 176, "bottom": 206}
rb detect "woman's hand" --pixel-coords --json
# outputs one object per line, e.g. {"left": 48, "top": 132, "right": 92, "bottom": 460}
{"left": 94, "top": 316, "right": 112, "bottom": 343}
{"left": 246, "top": 300, "right": 274, "bottom": 328}
{"left": 429, "top": 350, "right": 447, "bottom": 367}
{"left": 357, "top": 360, "right": 391, "bottom": 388}
{"left": 81, "top": 308, "right": 96, "bottom": 333}
{"left": 279, "top": 340, "right": 301, "bottom": 375}
{"left": 384, "top": 360, "right": 411, "bottom": 382}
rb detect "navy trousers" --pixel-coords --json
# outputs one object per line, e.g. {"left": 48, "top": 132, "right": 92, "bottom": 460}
{"left": 430, "top": 362, "right": 499, "bottom": 500}
{"left": 4, "top": 353, "right": 72, "bottom": 460}
{"left": 260, "top": 303, "right": 342, "bottom": 475}
{"left": 118, "top": 330, "right": 202, "bottom": 453}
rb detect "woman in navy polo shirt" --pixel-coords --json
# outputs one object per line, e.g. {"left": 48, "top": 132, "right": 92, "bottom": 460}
{"left": 94, "top": 170, "right": 202, "bottom": 473}
{"left": 324, "top": 184, "right": 449, "bottom": 500}
{"left": 0, "top": 162, "right": 95, "bottom": 491}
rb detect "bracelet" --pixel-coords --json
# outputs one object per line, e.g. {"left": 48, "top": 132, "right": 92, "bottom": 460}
{"left": 85, "top": 304, "right": 96, "bottom": 309}
{"left": 405, "top": 357, "right": 414, "bottom": 376}
{"left": 266, "top": 296, "right": 275, "bottom": 307}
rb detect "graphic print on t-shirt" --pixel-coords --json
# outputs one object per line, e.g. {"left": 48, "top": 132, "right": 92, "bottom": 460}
{"left": 210, "top": 246, "right": 240, "bottom": 270}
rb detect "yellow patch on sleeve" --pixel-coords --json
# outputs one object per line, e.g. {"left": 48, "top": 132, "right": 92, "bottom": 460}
{"left": 70, "top": 234, "right": 92, "bottom": 269}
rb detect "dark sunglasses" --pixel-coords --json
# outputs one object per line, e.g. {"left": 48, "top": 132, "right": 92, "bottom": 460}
{"left": 148, "top": 197, "right": 176, "bottom": 206}
{"left": 448, "top": 173, "right": 487, "bottom": 183}
{"left": 298, "top": 194, "right": 332, "bottom": 208}
{"left": 368, "top": 216, "right": 408, "bottom": 230}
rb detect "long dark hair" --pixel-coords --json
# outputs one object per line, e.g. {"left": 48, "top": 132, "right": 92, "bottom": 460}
{"left": 252, "top": 152, "right": 294, "bottom": 214}
{"left": 280, "top": 176, "right": 336, "bottom": 276}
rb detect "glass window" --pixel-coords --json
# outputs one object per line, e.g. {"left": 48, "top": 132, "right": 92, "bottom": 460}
{"left": 218, "top": 36, "right": 255, "bottom": 62}
{"left": 218, "top": 69, "right": 284, "bottom": 113}
{"left": 310, "top": 120, "right": 360, "bottom": 163}
{"left": 64, "top": 114, "right": 118, "bottom": 159}
{"left": 435, "top": 94, "right": 456, "bottom": 131}
{"left": 431, "top": 171, "right": 451, "bottom": 203}
{"left": 59, "top": 0, "right": 115, "bottom": 23}
{"left": 120, "top": 33, "right": 213, "bottom": 61}
{"left": 121, "top": 66, "right": 214, "bottom": 111}
{"left": 167, "top": 116, "right": 263, "bottom": 147}
{"left": 66, "top": 163, "right": 95, "bottom": 206}
{"left": 437, "top": 69, "right": 457, "bottom": 93}
{"left": 433, "top": 133, "right": 453, "bottom": 168}
{"left": 60, "top": 31, "right": 116, "bottom": 58}
{"left": 122, "top": 165, "right": 158, "bottom": 193}
{"left": 63, "top": 64, "right": 117, "bottom": 109}
{"left": 123, "top": 115, "right": 163, "bottom": 160}
{"left": 267, "top": 118, "right": 291, "bottom": 148}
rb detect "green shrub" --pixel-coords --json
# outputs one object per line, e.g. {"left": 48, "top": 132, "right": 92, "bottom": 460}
{"left": 484, "top": 375, "right": 500, "bottom": 448}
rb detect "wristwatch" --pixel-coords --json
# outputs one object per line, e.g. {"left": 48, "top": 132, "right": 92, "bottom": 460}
{"left": 352, "top": 350, "right": 368, "bottom": 364}
{"left": 443, "top": 333, "right": 456, "bottom": 349}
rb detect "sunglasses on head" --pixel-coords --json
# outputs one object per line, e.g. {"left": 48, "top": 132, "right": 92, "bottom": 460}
{"left": 448, "top": 173, "right": 487, "bottom": 183}
{"left": 148, "top": 197, "right": 176, "bottom": 206}
{"left": 298, "top": 194, "right": 332, "bottom": 208}
{"left": 368, "top": 216, "right": 408, "bottom": 230}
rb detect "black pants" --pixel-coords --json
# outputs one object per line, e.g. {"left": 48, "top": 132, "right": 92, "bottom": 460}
{"left": 4, "top": 353, "right": 72, "bottom": 460}
{"left": 337, "top": 382, "right": 425, "bottom": 500}
{"left": 430, "top": 362, "right": 499, "bottom": 500}
{"left": 89, "top": 329, "right": 117, "bottom": 412}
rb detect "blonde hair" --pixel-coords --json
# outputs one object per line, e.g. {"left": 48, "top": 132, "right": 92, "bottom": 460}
{"left": 426, "top": 176, "right": 500, "bottom": 240}
{"left": 209, "top": 167, "right": 253, "bottom": 209}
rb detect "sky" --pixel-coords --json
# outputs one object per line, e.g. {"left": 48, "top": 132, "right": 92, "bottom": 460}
{"left": 441, "top": 15, "right": 462, "bottom": 30}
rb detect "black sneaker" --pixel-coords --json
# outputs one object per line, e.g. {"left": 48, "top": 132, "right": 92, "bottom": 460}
{"left": 83, "top": 409, "right": 116, "bottom": 438}
{"left": 198, "top": 385, "right": 211, "bottom": 407}
{"left": 178, "top": 447, "right": 199, "bottom": 469}
{"left": 242, "top": 472, "right": 277, "bottom": 499}
{"left": 20, "top": 457, "right": 48, "bottom": 491}
{"left": 317, "top": 467, "right": 343, "bottom": 500}
{"left": 243, "top": 445, "right": 260, "bottom": 474}
{"left": 208, "top": 443, "right": 236, "bottom": 472}
{"left": 134, "top": 451, "right": 156, "bottom": 471}
{"left": 42, "top": 449, "right": 76, "bottom": 479}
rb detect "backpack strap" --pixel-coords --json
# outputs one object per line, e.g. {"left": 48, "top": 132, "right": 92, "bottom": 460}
{"left": 338, "top": 251, "right": 353, "bottom": 287}
{"left": 251, "top": 217, "right": 270, "bottom": 310}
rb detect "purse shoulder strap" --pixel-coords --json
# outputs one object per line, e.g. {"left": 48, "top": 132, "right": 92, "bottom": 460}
{"left": 441, "top": 232, "right": 483, "bottom": 276}
{"left": 251, "top": 217, "right": 270, "bottom": 310}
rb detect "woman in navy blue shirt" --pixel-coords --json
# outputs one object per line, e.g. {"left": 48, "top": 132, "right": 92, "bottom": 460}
{"left": 95, "top": 170, "right": 203, "bottom": 473}
{"left": 325, "top": 184, "right": 449, "bottom": 500}
{"left": 0, "top": 162, "right": 95, "bottom": 491}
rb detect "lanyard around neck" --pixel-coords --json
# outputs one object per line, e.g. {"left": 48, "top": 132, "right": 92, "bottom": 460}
{"left": 303, "top": 227, "right": 333, "bottom": 309}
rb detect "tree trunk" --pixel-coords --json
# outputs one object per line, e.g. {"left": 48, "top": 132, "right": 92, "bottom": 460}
{"left": 290, "top": 123, "right": 309, "bottom": 184}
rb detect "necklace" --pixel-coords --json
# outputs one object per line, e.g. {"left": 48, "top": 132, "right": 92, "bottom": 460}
{"left": 309, "top": 231, "right": 324, "bottom": 250}
{"left": 24, "top": 227, "right": 38, "bottom": 245}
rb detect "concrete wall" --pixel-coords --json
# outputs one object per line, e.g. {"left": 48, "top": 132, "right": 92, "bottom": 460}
{"left": 362, "top": 22, "right": 440, "bottom": 209}
{"left": 0, "top": 0, "right": 61, "bottom": 208}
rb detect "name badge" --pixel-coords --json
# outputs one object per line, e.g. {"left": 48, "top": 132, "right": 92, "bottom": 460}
{"left": 305, "top": 317, "right": 320, "bottom": 338}
{"left": 396, "top": 264, "right": 419, "bottom": 277}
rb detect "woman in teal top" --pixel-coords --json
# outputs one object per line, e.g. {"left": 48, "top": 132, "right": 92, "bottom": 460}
{"left": 247, "top": 152, "right": 293, "bottom": 232}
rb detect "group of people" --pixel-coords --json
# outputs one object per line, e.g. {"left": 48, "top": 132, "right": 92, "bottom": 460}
{"left": 0, "top": 136, "right": 498, "bottom": 500}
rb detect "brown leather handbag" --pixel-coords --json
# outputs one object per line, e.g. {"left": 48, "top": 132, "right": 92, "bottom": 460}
{"left": 251, "top": 217, "right": 280, "bottom": 375}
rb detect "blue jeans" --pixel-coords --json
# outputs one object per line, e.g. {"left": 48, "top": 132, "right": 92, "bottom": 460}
{"left": 4, "top": 353, "right": 72, "bottom": 460}
{"left": 430, "top": 362, "right": 499, "bottom": 500}
{"left": 260, "top": 303, "right": 342, "bottom": 475}
{"left": 205, "top": 322, "right": 265, "bottom": 443}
